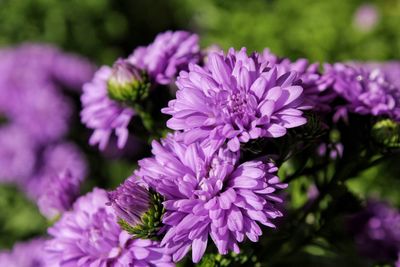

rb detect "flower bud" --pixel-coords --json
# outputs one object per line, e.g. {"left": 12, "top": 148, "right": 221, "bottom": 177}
{"left": 107, "top": 178, "right": 164, "bottom": 239}
{"left": 107, "top": 59, "right": 149, "bottom": 102}
{"left": 372, "top": 119, "right": 400, "bottom": 148}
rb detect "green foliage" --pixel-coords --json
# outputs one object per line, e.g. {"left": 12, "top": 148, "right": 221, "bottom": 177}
{"left": 0, "top": 0, "right": 192, "bottom": 64}
{"left": 198, "top": 252, "right": 260, "bottom": 267}
{"left": 0, "top": 185, "right": 47, "bottom": 249}
{"left": 177, "top": 0, "right": 400, "bottom": 62}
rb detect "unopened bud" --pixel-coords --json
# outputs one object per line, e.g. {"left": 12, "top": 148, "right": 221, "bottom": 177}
{"left": 107, "top": 59, "right": 150, "bottom": 102}
{"left": 108, "top": 178, "right": 164, "bottom": 239}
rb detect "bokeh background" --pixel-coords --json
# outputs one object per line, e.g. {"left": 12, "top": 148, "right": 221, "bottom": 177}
{"left": 0, "top": 0, "right": 399, "bottom": 265}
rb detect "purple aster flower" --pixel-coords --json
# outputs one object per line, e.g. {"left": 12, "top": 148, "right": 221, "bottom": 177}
{"left": 0, "top": 45, "right": 76, "bottom": 144}
{"left": 2, "top": 43, "right": 94, "bottom": 92}
{"left": 37, "top": 142, "right": 87, "bottom": 181}
{"left": 108, "top": 178, "right": 150, "bottom": 228}
{"left": 0, "top": 125, "right": 36, "bottom": 184}
{"left": 353, "top": 4, "right": 380, "bottom": 32}
{"left": 324, "top": 63, "right": 400, "bottom": 122}
{"left": 24, "top": 142, "right": 87, "bottom": 215}
{"left": 0, "top": 238, "right": 48, "bottom": 267}
{"left": 51, "top": 51, "right": 96, "bottom": 92}
{"left": 348, "top": 200, "right": 400, "bottom": 263}
{"left": 359, "top": 61, "right": 400, "bottom": 89}
{"left": 37, "top": 170, "right": 82, "bottom": 219}
{"left": 162, "top": 48, "right": 309, "bottom": 152}
{"left": 136, "top": 134, "right": 287, "bottom": 263}
{"left": 128, "top": 31, "right": 200, "bottom": 85}
{"left": 46, "top": 188, "right": 173, "bottom": 267}
{"left": 81, "top": 66, "right": 135, "bottom": 150}
{"left": 261, "top": 49, "right": 336, "bottom": 111}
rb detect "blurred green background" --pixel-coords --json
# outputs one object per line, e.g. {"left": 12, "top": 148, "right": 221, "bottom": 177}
{"left": 1, "top": 0, "right": 400, "bottom": 265}
{"left": 1, "top": 0, "right": 399, "bottom": 64}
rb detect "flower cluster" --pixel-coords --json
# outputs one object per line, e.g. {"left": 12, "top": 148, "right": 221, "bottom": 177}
{"left": 3, "top": 30, "right": 400, "bottom": 267}
{"left": 0, "top": 44, "right": 92, "bottom": 218}
{"left": 349, "top": 200, "right": 400, "bottom": 263}
{"left": 0, "top": 238, "right": 48, "bottom": 267}
{"left": 323, "top": 63, "right": 400, "bottom": 122}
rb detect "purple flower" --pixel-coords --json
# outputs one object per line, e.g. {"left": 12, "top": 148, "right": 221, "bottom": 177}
{"left": 136, "top": 134, "right": 287, "bottom": 263}
{"left": 129, "top": 31, "right": 200, "bottom": 85}
{"left": 353, "top": 4, "right": 380, "bottom": 32}
{"left": 0, "top": 125, "right": 36, "bottom": 184}
{"left": 46, "top": 188, "right": 173, "bottom": 267}
{"left": 162, "top": 48, "right": 308, "bottom": 152}
{"left": 51, "top": 51, "right": 96, "bottom": 92}
{"left": 37, "top": 170, "right": 82, "bottom": 219}
{"left": 324, "top": 63, "right": 400, "bottom": 122}
{"left": 38, "top": 142, "right": 87, "bottom": 180}
{"left": 0, "top": 44, "right": 94, "bottom": 144}
{"left": 81, "top": 66, "right": 135, "bottom": 150}
{"left": 349, "top": 200, "right": 400, "bottom": 263}
{"left": 108, "top": 178, "right": 150, "bottom": 228}
{"left": 359, "top": 61, "right": 400, "bottom": 89}
{"left": 24, "top": 142, "right": 87, "bottom": 216}
{"left": 261, "top": 49, "right": 336, "bottom": 111}
{"left": 0, "top": 238, "right": 48, "bottom": 267}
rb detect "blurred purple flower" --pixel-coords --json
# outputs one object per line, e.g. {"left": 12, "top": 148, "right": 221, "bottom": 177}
{"left": 163, "top": 48, "right": 308, "bottom": 152}
{"left": 0, "top": 125, "right": 36, "bottom": 184}
{"left": 0, "top": 43, "right": 94, "bottom": 144}
{"left": 349, "top": 200, "right": 400, "bottom": 263}
{"left": 46, "top": 188, "right": 173, "bottom": 267}
{"left": 24, "top": 142, "right": 87, "bottom": 217}
{"left": 261, "top": 49, "right": 336, "bottom": 111}
{"left": 37, "top": 170, "right": 82, "bottom": 219}
{"left": 136, "top": 134, "right": 287, "bottom": 263}
{"left": 359, "top": 61, "right": 400, "bottom": 89}
{"left": 353, "top": 4, "right": 379, "bottom": 32}
{"left": 323, "top": 63, "right": 400, "bottom": 122}
{"left": 129, "top": 31, "right": 200, "bottom": 85}
{"left": 0, "top": 238, "right": 48, "bottom": 267}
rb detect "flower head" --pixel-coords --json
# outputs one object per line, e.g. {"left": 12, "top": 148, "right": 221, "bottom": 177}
{"left": 136, "top": 134, "right": 287, "bottom": 263}
{"left": 129, "top": 31, "right": 200, "bottom": 85}
{"left": 324, "top": 63, "right": 400, "bottom": 121}
{"left": 162, "top": 48, "right": 308, "bottom": 152}
{"left": 37, "top": 170, "right": 81, "bottom": 219}
{"left": 0, "top": 238, "right": 48, "bottom": 267}
{"left": 81, "top": 66, "right": 135, "bottom": 150}
{"left": 24, "top": 142, "right": 87, "bottom": 203}
{"left": 46, "top": 188, "right": 173, "bottom": 267}
{"left": 0, "top": 44, "right": 93, "bottom": 144}
{"left": 0, "top": 125, "right": 36, "bottom": 184}
{"left": 349, "top": 200, "right": 400, "bottom": 263}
